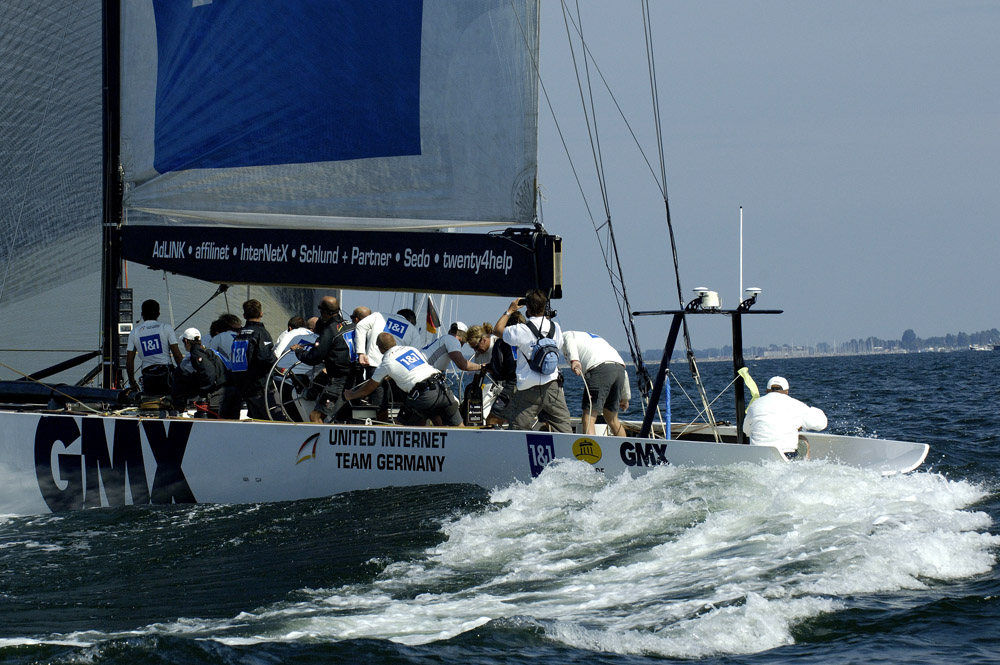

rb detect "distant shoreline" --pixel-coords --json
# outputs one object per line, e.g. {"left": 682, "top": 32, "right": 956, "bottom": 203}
{"left": 627, "top": 345, "right": 997, "bottom": 365}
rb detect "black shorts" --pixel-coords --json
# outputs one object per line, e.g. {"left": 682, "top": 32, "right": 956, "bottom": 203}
{"left": 313, "top": 376, "right": 348, "bottom": 418}
{"left": 141, "top": 364, "right": 171, "bottom": 396}
{"left": 401, "top": 383, "right": 462, "bottom": 427}
{"left": 488, "top": 379, "right": 517, "bottom": 421}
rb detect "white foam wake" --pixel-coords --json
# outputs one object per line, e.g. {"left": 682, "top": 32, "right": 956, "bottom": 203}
{"left": 51, "top": 459, "right": 1000, "bottom": 657}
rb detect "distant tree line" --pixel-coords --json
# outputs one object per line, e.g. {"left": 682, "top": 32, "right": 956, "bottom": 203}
{"left": 898, "top": 328, "right": 1000, "bottom": 351}
{"left": 639, "top": 328, "right": 1000, "bottom": 361}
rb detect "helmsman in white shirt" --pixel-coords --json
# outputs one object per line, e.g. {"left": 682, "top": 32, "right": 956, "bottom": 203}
{"left": 561, "top": 330, "right": 631, "bottom": 436}
{"left": 742, "top": 376, "right": 828, "bottom": 458}
{"left": 274, "top": 316, "right": 319, "bottom": 375}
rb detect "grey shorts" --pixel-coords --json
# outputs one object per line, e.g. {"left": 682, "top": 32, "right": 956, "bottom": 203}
{"left": 582, "top": 363, "right": 626, "bottom": 414}
{"left": 509, "top": 380, "right": 572, "bottom": 433}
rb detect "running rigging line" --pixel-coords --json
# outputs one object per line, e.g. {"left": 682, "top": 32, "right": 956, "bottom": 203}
{"left": 512, "top": 0, "right": 655, "bottom": 412}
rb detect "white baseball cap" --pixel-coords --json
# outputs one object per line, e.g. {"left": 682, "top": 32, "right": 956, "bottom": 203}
{"left": 181, "top": 327, "right": 201, "bottom": 341}
{"left": 767, "top": 376, "right": 789, "bottom": 391}
{"left": 454, "top": 321, "right": 468, "bottom": 332}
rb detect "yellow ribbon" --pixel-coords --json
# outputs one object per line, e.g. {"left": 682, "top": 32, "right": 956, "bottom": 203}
{"left": 737, "top": 366, "right": 759, "bottom": 411}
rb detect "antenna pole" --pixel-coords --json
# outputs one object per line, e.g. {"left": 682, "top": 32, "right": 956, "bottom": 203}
{"left": 739, "top": 206, "right": 743, "bottom": 304}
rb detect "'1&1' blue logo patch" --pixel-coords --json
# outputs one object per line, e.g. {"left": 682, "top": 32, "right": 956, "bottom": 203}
{"left": 526, "top": 433, "right": 555, "bottom": 477}
{"left": 384, "top": 318, "right": 409, "bottom": 338}
{"left": 395, "top": 349, "right": 425, "bottom": 371}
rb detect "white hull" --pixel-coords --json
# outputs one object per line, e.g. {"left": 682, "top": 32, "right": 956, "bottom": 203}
{"left": 671, "top": 424, "right": 930, "bottom": 476}
{"left": 0, "top": 411, "right": 928, "bottom": 515}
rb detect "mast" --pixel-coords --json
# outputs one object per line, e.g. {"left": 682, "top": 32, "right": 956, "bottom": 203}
{"left": 100, "top": 0, "right": 124, "bottom": 389}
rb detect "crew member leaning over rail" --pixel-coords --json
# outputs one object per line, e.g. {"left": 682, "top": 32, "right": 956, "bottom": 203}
{"left": 344, "top": 333, "right": 462, "bottom": 427}
{"left": 561, "top": 330, "right": 631, "bottom": 436}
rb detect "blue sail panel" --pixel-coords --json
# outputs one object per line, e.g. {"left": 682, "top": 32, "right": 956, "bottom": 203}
{"left": 151, "top": 0, "right": 422, "bottom": 172}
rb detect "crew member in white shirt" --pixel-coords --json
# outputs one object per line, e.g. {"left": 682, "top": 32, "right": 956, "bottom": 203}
{"left": 274, "top": 316, "right": 318, "bottom": 375}
{"left": 742, "top": 376, "right": 828, "bottom": 458}
{"left": 268, "top": 315, "right": 320, "bottom": 421}
{"left": 352, "top": 307, "right": 421, "bottom": 367}
{"left": 351, "top": 307, "right": 422, "bottom": 419}
{"left": 561, "top": 330, "right": 631, "bottom": 436}
{"left": 494, "top": 290, "right": 572, "bottom": 433}
{"left": 422, "top": 322, "right": 483, "bottom": 373}
{"left": 344, "top": 333, "right": 462, "bottom": 426}
{"left": 126, "top": 299, "right": 183, "bottom": 396}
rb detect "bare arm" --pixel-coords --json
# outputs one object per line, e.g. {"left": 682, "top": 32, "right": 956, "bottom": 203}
{"left": 802, "top": 406, "right": 828, "bottom": 432}
{"left": 449, "top": 350, "right": 480, "bottom": 372}
{"left": 344, "top": 378, "right": 379, "bottom": 401}
{"left": 493, "top": 299, "right": 522, "bottom": 336}
{"left": 353, "top": 314, "right": 378, "bottom": 365}
{"left": 126, "top": 350, "right": 137, "bottom": 387}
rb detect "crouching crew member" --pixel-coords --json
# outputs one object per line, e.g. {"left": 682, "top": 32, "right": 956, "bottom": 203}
{"left": 343, "top": 333, "right": 462, "bottom": 427}
{"left": 292, "top": 295, "right": 354, "bottom": 423}
{"left": 172, "top": 328, "right": 226, "bottom": 416}
{"left": 352, "top": 306, "right": 421, "bottom": 420}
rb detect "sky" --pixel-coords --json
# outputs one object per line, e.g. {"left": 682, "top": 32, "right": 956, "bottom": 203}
{"left": 441, "top": 0, "right": 999, "bottom": 353}
{"left": 6, "top": 0, "right": 995, "bottom": 378}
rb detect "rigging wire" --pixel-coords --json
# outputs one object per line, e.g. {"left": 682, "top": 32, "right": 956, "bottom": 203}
{"left": 509, "top": 0, "right": 715, "bottom": 434}
{"left": 555, "top": 1, "right": 720, "bottom": 436}
{"left": 0, "top": 362, "right": 104, "bottom": 415}
{"left": 639, "top": 0, "right": 719, "bottom": 439}
{"left": 555, "top": 0, "right": 656, "bottom": 410}
{"left": 175, "top": 284, "right": 230, "bottom": 330}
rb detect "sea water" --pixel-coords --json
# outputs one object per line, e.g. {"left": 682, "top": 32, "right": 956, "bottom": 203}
{"left": 1, "top": 352, "right": 998, "bottom": 664}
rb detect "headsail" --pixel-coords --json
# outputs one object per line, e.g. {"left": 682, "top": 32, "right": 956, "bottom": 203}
{"left": 119, "top": 0, "right": 541, "bottom": 231}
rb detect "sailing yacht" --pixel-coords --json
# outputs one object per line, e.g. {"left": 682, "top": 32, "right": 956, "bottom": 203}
{"left": 0, "top": 1, "right": 928, "bottom": 515}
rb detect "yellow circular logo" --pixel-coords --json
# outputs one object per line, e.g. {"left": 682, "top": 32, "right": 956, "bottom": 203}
{"left": 573, "top": 438, "right": 602, "bottom": 465}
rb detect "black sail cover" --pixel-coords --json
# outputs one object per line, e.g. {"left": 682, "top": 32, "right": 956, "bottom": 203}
{"left": 122, "top": 227, "right": 561, "bottom": 298}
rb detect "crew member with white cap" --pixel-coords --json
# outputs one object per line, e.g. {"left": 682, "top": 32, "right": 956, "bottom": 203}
{"left": 420, "top": 321, "right": 483, "bottom": 373}
{"left": 742, "top": 376, "right": 827, "bottom": 458}
{"left": 171, "top": 327, "right": 226, "bottom": 415}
